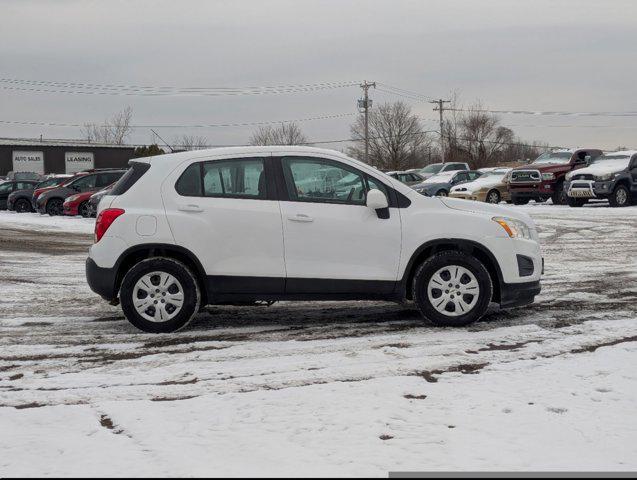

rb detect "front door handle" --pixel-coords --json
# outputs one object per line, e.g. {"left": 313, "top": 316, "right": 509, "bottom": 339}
{"left": 178, "top": 204, "right": 203, "bottom": 213}
{"left": 288, "top": 213, "right": 314, "bottom": 223}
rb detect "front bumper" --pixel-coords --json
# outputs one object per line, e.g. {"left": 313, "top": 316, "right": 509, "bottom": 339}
{"left": 499, "top": 280, "right": 541, "bottom": 308}
{"left": 508, "top": 182, "right": 553, "bottom": 199}
{"left": 86, "top": 257, "right": 118, "bottom": 301}
{"left": 565, "top": 180, "right": 612, "bottom": 198}
{"left": 63, "top": 201, "right": 79, "bottom": 216}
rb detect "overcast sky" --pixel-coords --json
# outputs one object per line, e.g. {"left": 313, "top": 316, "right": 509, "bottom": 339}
{"left": 1, "top": 0, "right": 636, "bottom": 150}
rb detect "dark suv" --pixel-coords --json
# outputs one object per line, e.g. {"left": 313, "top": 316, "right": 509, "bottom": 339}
{"left": 506, "top": 148, "right": 603, "bottom": 205}
{"left": 0, "top": 180, "right": 39, "bottom": 210}
{"left": 564, "top": 150, "right": 637, "bottom": 207}
{"left": 8, "top": 175, "right": 71, "bottom": 212}
{"left": 36, "top": 170, "right": 127, "bottom": 216}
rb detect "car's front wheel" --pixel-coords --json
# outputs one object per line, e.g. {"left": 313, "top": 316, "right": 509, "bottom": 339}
{"left": 412, "top": 251, "right": 492, "bottom": 327}
{"left": 567, "top": 197, "right": 588, "bottom": 208}
{"left": 120, "top": 258, "right": 201, "bottom": 333}
{"left": 609, "top": 184, "right": 630, "bottom": 207}
{"left": 45, "top": 198, "right": 64, "bottom": 216}
{"left": 435, "top": 189, "right": 448, "bottom": 197}
{"left": 79, "top": 201, "right": 91, "bottom": 218}
{"left": 486, "top": 189, "right": 501, "bottom": 204}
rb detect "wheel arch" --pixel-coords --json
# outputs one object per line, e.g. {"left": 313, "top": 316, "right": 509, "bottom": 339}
{"left": 114, "top": 244, "right": 208, "bottom": 305}
{"left": 401, "top": 239, "right": 503, "bottom": 303}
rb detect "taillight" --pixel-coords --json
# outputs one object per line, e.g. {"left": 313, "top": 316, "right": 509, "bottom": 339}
{"left": 94, "top": 208, "right": 125, "bottom": 243}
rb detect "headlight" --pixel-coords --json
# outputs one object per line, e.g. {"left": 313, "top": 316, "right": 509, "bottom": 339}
{"left": 595, "top": 172, "right": 619, "bottom": 181}
{"left": 541, "top": 172, "right": 555, "bottom": 181}
{"left": 492, "top": 216, "right": 533, "bottom": 239}
{"left": 66, "top": 194, "right": 80, "bottom": 202}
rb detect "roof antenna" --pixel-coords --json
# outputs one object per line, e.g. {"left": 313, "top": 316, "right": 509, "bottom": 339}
{"left": 150, "top": 129, "right": 174, "bottom": 153}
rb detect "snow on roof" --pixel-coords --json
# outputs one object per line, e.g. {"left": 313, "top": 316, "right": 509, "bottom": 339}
{"left": 0, "top": 137, "right": 134, "bottom": 149}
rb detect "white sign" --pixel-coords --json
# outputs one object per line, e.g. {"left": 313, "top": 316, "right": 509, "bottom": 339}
{"left": 65, "top": 152, "right": 94, "bottom": 173}
{"left": 12, "top": 151, "right": 44, "bottom": 174}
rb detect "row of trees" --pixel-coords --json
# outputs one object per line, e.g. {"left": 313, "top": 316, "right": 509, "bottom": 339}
{"left": 82, "top": 100, "right": 548, "bottom": 167}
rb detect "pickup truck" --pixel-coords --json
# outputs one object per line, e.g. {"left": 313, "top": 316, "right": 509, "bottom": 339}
{"left": 506, "top": 148, "right": 603, "bottom": 205}
{"left": 564, "top": 150, "right": 637, "bottom": 207}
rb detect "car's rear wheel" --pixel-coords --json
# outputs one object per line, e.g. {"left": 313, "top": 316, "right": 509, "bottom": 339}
{"left": 14, "top": 198, "right": 32, "bottom": 213}
{"left": 412, "top": 251, "right": 492, "bottom": 327}
{"left": 486, "top": 189, "right": 501, "bottom": 204}
{"left": 120, "top": 257, "right": 201, "bottom": 333}
{"left": 46, "top": 198, "right": 64, "bottom": 216}
{"left": 79, "top": 201, "right": 91, "bottom": 218}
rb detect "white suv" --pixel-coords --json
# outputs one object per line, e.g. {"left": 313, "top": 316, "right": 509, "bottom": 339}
{"left": 86, "top": 146, "right": 542, "bottom": 333}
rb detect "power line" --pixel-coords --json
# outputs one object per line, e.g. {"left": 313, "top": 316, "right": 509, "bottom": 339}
{"left": 0, "top": 112, "right": 357, "bottom": 129}
{"left": 0, "top": 78, "right": 360, "bottom": 97}
{"left": 445, "top": 108, "right": 637, "bottom": 117}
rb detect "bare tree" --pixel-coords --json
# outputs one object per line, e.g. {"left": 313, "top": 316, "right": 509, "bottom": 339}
{"left": 348, "top": 101, "right": 433, "bottom": 170}
{"left": 82, "top": 107, "right": 133, "bottom": 145}
{"left": 458, "top": 103, "right": 515, "bottom": 168}
{"left": 176, "top": 134, "right": 209, "bottom": 151}
{"left": 249, "top": 122, "right": 308, "bottom": 146}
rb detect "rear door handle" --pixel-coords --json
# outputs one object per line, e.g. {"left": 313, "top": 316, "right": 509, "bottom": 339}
{"left": 288, "top": 213, "right": 314, "bottom": 223}
{"left": 178, "top": 204, "right": 203, "bottom": 213}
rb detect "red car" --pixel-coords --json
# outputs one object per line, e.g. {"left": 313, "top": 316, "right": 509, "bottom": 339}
{"left": 62, "top": 190, "right": 95, "bottom": 217}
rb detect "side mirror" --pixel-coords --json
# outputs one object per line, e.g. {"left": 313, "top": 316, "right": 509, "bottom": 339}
{"left": 366, "top": 188, "right": 389, "bottom": 219}
{"left": 584, "top": 155, "right": 592, "bottom": 165}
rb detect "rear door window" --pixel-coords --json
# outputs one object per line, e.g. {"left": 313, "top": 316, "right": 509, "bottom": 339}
{"left": 202, "top": 158, "right": 266, "bottom": 199}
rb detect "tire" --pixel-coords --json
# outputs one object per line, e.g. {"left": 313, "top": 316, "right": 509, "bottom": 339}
{"left": 535, "top": 197, "right": 547, "bottom": 203}
{"left": 512, "top": 197, "right": 529, "bottom": 205}
{"left": 435, "top": 189, "right": 448, "bottom": 197}
{"left": 485, "top": 189, "right": 501, "bottom": 204}
{"left": 45, "top": 198, "right": 64, "bottom": 216}
{"left": 412, "top": 250, "right": 492, "bottom": 327}
{"left": 14, "top": 198, "right": 32, "bottom": 213}
{"left": 551, "top": 182, "right": 567, "bottom": 205}
{"left": 120, "top": 257, "right": 201, "bottom": 333}
{"left": 79, "top": 201, "right": 91, "bottom": 218}
{"left": 567, "top": 197, "right": 587, "bottom": 208}
{"left": 609, "top": 184, "right": 630, "bottom": 207}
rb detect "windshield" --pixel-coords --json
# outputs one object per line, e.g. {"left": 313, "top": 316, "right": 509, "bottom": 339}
{"left": 532, "top": 152, "right": 572, "bottom": 165}
{"left": 420, "top": 164, "right": 443, "bottom": 174}
{"left": 480, "top": 170, "right": 506, "bottom": 177}
{"left": 593, "top": 154, "right": 630, "bottom": 163}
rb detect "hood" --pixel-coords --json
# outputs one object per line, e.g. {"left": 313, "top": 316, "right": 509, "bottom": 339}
{"left": 566, "top": 159, "right": 629, "bottom": 179}
{"left": 512, "top": 163, "right": 570, "bottom": 174}
{"left": 439, "top": 196, "right": 534, "bottom": 224}
{"left": 451, "top": 176, "right": 502, "bottom": 193}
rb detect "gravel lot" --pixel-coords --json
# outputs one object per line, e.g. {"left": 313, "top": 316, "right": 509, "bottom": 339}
{"left": 1, "top": 204, "right": 636, "bottom": 476}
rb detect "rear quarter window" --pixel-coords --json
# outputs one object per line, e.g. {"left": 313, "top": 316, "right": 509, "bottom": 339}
{"left": 110, "top": 163, "right": 150, "bottom": 195}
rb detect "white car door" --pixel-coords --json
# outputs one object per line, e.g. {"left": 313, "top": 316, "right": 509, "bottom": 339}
{"left": 162, "top": 155, "right": 286, "bottom": 294}
{"left": 278, "top": 155, "right": 402, "bottom": 294}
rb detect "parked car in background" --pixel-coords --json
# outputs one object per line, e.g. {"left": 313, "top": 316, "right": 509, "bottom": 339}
{"left": 386, "top": 171, "right": 425, "bottom": 186}
{"left": 415, "top": 162, "right": 470, "bottom": 180}
{"left": 37, "top": 169, "right": 126, "bottom": 216}
{"left": 449, "top": 168, "right": 511, "bottom": 204}
{"left": 8, "top": 175, "right": 71, "bottom": 212}
{"left": 565, "top": 150, "right": 637, "bottom": 207}
{"left": 87, "top": 186, "right": 113, "bottom": 218}
{"left": 63, "top": 190, "right": 98, "bottom": 217}
{"left": 412, "top": 170, "right": 483, "bottom": 197}
{"left": 86, "top": 146, "right": 542, "bottom": 333}
{"left": 0, "top": 180, "right": 39, "bottom": 210}
{"left": 505, "top": 148, "right": 603, "bottom": 205}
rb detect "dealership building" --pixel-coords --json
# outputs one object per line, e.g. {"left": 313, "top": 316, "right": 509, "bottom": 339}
{"left": 0, "top": 138, "right": 136, "bottom": 176}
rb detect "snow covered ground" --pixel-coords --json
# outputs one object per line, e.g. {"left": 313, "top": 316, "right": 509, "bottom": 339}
{"left": 1, "top": 204, "right": 636, "bottom": 476}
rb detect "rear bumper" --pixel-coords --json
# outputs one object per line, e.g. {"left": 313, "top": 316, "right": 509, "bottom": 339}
{"left": 86, "top": 257, "right": 118, "bottom": 301}
{"left": 499, "top": 280, "right": 541, "bottom": 309}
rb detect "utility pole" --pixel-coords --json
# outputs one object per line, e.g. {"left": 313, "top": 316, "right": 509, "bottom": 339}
{"left": 430, "top": 99, "right": 451, "bottom": 163}
{"left": 358, "top": 81, "right": 376, "bottom": 164}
